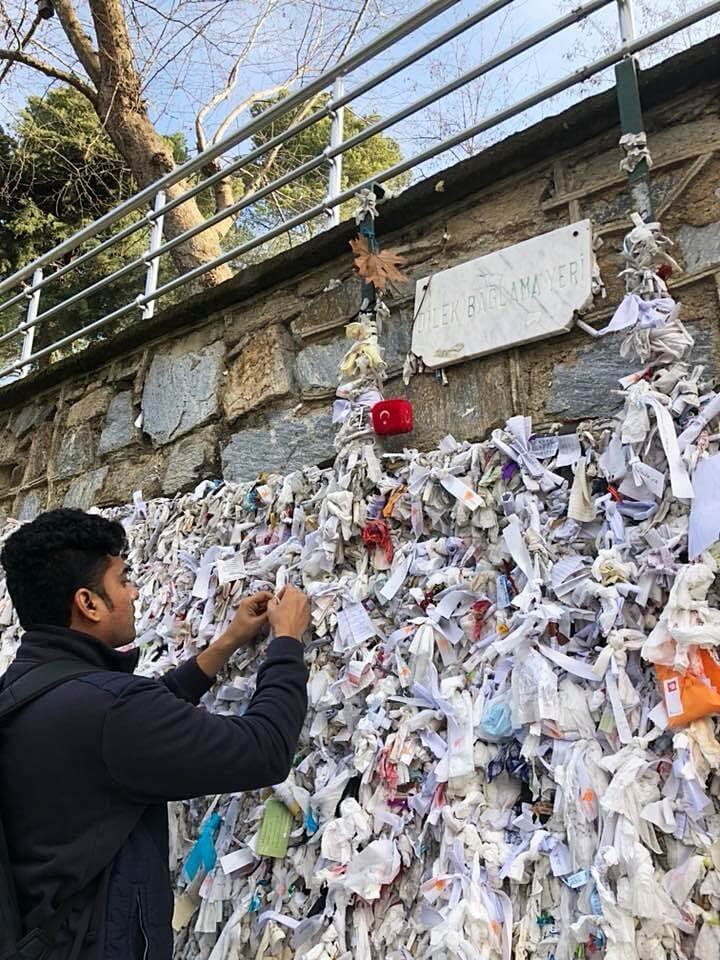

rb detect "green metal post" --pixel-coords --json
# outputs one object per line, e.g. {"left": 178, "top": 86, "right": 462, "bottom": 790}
{"left": 614, "top": 0, "right": 653, "bottom": 219}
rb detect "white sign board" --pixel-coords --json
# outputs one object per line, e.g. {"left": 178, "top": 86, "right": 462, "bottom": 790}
{"left": 411, "top": 220, "right": 595, "bottom": 369}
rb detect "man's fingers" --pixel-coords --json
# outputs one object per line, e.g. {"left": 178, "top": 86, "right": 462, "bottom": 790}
{"left": 251, "top": 591, "right": 274, "bottom": 612}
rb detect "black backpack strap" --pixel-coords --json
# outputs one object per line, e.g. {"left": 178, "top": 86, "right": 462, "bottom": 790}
{"left": 0, "top": 660, "right": 108, "bottom": 958}
{"left": 0, "top": 660, "right": 99, "bottom": 721}
{"left": 13, "top": 887, "right": 91, "bottom": 957}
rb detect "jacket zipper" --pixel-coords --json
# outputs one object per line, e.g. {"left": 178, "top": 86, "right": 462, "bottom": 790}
{"left": 136, "top": 891, "right": 149, "bottom": 960}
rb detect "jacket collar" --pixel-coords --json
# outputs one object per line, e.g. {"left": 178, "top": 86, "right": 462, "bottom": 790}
{"left": 15, "top": 624, "right": 139, "bottom": 674}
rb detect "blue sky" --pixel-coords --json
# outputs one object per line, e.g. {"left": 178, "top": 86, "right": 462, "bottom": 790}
{"left": 2, "top": 0, "right": 717, "bottom": 215}
{"left": 145, "top": 0, "right": 618, "bottom": 146}
{"left": 137, "top": 0, "right": 718, "bottom": 187}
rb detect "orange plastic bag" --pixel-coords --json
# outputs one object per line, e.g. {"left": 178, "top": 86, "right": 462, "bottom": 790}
{"left": 655, "top": 647, "right": 720, "bottom": 728}
{"left": 698, "top": 646, "right": 720, "bottom": 689}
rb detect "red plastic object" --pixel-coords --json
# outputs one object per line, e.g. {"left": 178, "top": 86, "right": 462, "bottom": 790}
{"left": 371, "top": 398, "right": 414, "bottom": 435}
{"left": 361, "top": 519, "right": 394, "bottom": 562}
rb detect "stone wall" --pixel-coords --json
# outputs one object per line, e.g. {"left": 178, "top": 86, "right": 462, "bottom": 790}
{"left": 1, "top": 39, "right": 719, "bottom": 522}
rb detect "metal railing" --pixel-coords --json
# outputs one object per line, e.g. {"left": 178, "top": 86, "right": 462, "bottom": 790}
{"left": 0, "top": 0, "right": 718, "bottom": 383}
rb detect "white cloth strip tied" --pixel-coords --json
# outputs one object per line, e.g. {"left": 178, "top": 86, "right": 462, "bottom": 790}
{"left": 618, "top": 132, "right": 653, "bottom": 175}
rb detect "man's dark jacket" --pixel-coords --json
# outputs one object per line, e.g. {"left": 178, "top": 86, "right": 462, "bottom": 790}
{"left": 0, "top": 625, "right": 308, "bottom": 959}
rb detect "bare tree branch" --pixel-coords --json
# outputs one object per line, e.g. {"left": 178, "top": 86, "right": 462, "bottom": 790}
{"left": 195, "top": 0, "right": 276, "bottom": 153}
{"left": 207, "top": 0, "right": 370, "bottom": 237}
{"left": 31, "top": 36, "right": 89, "bottom": 73}
{"left": 209, "top": 78, "right": 301, "bottom": 149}
{"left": 0, "top": 46, "right": 97, "bottom": 100}
{"left": 0, "top": 10, "right": 39, "bottom": 85}
{"left": 193, "top": 80, "right": 294, "bottom": 226}
{"left": 231, "top": 90, "right": 322, "bottom": 218}
{"left": 0, "top": 0, "right": 29, "bottom": 48}
{"left": 238, "top": 0, "right": 370, "bottom": 195}
{"left": 318, "top": 0, "right": 370, "bottom": 70}
{"left": 53, "top": 0, "right": 101, "bottom": 85}
{"left": 138, "top": 0, "right": 229, "bottom": 93}
{"left": 193, "top": 3, "right": 313, "bottom": 225}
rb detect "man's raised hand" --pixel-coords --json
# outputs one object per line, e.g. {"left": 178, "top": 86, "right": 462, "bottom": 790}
{"left": 267, "top": 584, "right": 311, "bottom": 643}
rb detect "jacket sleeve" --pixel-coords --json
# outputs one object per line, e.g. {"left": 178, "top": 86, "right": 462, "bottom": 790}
{"left": 101, "top": 636, "right": 308, "bottom": 803}
{"left": 158, "top": 656, "right": 213, "bottom": 705}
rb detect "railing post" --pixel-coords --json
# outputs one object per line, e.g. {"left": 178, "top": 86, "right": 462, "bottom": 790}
{"left": 141, "top": 190, "right": 166, "bottom": 320}
{"left": 616, "top": 0, "right": 637, "bottom": 44}
{"left": 326, "top": 77, "right": 346, "bottom": 228}
{"left": 19, "top": 267, "right": 43, "bottom": 377}
{"left": 614, "top": 0, "right": 653, "bottom": 219}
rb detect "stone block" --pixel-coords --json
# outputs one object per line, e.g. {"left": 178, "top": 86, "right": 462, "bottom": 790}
{"left": 294, "top": 340, "right": 347, "bottom": 397}
{"left": 98, "top": 392, "right": 137, "bottom": 456}
{"left": 222, "top": 410, "right": 336, "bottom": 483}
{"left": 292, "top": 278, "right": 362, "bottom": 339}
{"left": 295, "top": 310, "right": 412, "bottom": 398}
{"left": 383, "top": 349, "right": 516, "bottom": 453}
{"left": 62, "top": 381, "right": 88, "bottom": 403}
{"left": 0, "top": 464, "right": 14, "bottom": 498}
{"left": 65, "top": 387, "right": 112, "bottom": 427}
{"left": 16, "top": 489, "right": 45, "bottom": 522}
{"left": 9, "top": 465, "right": 23, "bottom": 488}
{"left": 296, "top": 260, "right": 349, "bottom": 298}
{"left": 54, "top": 424, "right": 95, "bottom": 479}
{"left": 223, "top": 326, "right": 294, "bottom": 422}
{"left": 11, "top": 400, "right": 54, "bottom": 438}
{"left": 0, "top": 499, "right": 11, "bottom": 526}
{"left": 0, "top": 427, "right": 21, "bottom": 467}
{"left": 225, "top": 291, "right": 303, "bottom": 345}
{"left": 141, "top": 340, "right": 224, "bottom": 445}
{"left": 99, "top": 453, "right": 163, "bottom": 505}
{"left": 110, "top": 351, "right": 145, "bottom": 383}
{"left": 47, "top": 480, "right": 69, "bottom": 510}
{"left": 23, "top": 422, "right": 54, "bottom": 484}
{"left": 545, "top": 326, "right": 716, "bottom": 421}
{"left": 677, "top": 222, "right": 720, "bottom": 273}
{"left": 162, "top": 427, "right": 219, "bottom": 495}
{"left": 63, "top": 467, "right": 109, "bottom": 510}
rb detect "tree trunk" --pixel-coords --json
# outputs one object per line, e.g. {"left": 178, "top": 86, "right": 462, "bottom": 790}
{"left": 202, "top": 158, "right": 237, "bottom": 240}
{"left": 100, "top": 107, "right": 232, "bottom": 285}
{"left": 90, "top": 0, "right": 232, "bottom": 286}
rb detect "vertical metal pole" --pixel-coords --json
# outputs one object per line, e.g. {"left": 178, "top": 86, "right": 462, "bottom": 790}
{"left": 326, "top": 77, "right": 346, "bottom": 228}
{"left": 142, "top": 190, "right": 166, "bottom": 320}
{"left": 616, "top": 0, "right": 637, "bottom": 44}
{"left": 614, "top": 0, "right": 653, "bottom": 219}
{"left": 20, "top": 267, "right": 42, "bottom": 377}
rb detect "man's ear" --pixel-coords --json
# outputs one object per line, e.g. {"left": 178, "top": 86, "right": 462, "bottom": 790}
{"left": 73, "top": 587, "right": 102, "bottom": 623}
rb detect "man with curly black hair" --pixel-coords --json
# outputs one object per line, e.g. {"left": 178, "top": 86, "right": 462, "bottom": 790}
{"left": 0, "top": 507, "right": 310, "bottom": 960}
